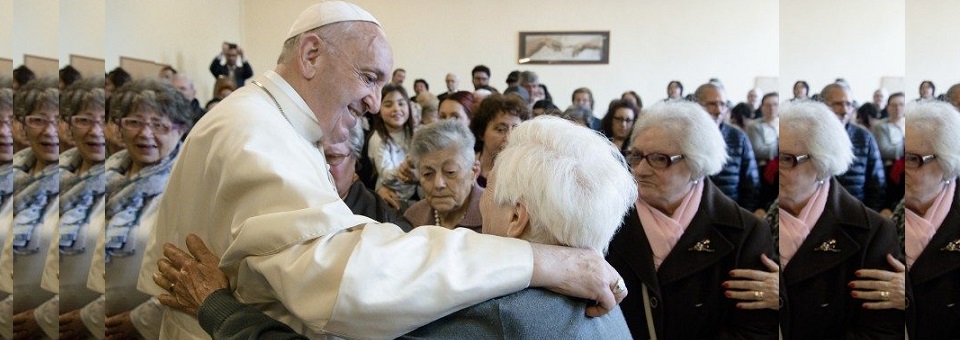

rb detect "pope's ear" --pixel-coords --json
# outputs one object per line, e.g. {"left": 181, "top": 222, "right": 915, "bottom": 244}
{"left": 506, "top": 201, "right": 529, "bottom": 238}
{"left": 297, "top": 33, "right": 324, "bottom": 79}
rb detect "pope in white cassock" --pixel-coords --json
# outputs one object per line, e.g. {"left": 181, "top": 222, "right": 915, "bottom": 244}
{"left": 137, "top": 2, "right": 626, "bottom": 339}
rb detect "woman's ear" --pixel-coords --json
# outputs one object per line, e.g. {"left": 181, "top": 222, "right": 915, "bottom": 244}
{"left": 471, "top": 159, "right": 481, "bottom": 181}
{"left": 507, "top": 201, "right": 530, "bottom": 238}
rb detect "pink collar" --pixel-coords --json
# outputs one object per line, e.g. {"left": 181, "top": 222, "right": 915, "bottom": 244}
{"left": 906, "top": 180, "right": 956, "bottom": 268}
{"left": 636, "top": 180, "right": 704, "bottom": 270}
{"left": 779, "top": 180, "right": 830, "bottom": 268}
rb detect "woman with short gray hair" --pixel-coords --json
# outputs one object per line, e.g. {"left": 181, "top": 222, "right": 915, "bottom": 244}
{"left": 778, "top": 101, "right": 902, "bottom": 338}
{"left": 902, "top": 101, "right": 960, "bottom": 339}
{"left": 607, "top": 101, "right": 777, "bottom": 339}
{"left": 404, "top": 119, "right": 481, "bottom": 232}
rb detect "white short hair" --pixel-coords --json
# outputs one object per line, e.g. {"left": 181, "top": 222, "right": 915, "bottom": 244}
{"left": 491, "top": 116, "right": 637, "bottom": 254}
{"left": 779, "top": 101, "right": 854, "bottom": 176}
{"left": 629, "top": 101, "right": 728, "bottom": 177}
{"left": 906, "top": 101, "right": 960, "bottom": 178}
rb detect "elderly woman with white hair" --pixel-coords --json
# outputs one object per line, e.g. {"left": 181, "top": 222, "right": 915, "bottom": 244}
{"left": 606, "top": 101, "right": 778, "bottom": 339}
{"left": 403, "top": 119, "right": 484, "bottom": 232}
{"left": 778, "top": 101, "right": 902, "bottom": 339}
{"left": 901, "top": 101, "right": 960, "bottom": 339}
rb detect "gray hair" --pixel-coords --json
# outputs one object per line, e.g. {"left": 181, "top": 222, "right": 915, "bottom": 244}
{"left": 0, "top": 77, "right": 12, "bottom": 112}
{"left": 906, "top": 101, "right": 960, "bottom": 178}
{"left": 560, "top": 106, "right": 591, "bottom": 126}
{"left": 519, "top": 71, "right": 538, "bottom": 85}
{"left": 108, "top": 79, "right": 193, "bottom": 128}
{"left": 492, "top": 116, "right": 637, "bottom": 253}
{"left": 630, "top": 101, "right": 728, "bottom": 177}
{"left": 409, "top": 119, "right": 475, "bottom": 167}
{"left": 61, "top": 77, "right": 106, "bottom": 120}
{"left": 779, "top": 101, "right": 854, "bottom": 177}
{"left": 347, "top": 121, "right": 364, "bottom": 159}
{"left": 13, "top": 77, "right": 58, "bottom": 119}
{"left": 693, "top": 82, "right": 725, "bottom": 103}
{"left": 278, "top": 21, "right": 366, "bottom": 65}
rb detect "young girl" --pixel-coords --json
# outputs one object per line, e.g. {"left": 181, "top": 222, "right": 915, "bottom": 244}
{"left": 368, "top": 84, "right": 418, "bottom": 210}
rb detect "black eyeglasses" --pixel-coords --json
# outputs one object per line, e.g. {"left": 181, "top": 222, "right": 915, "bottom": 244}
{"left": 779, "top": 153, "right": 811, "bottom": 169}
{"left": 905, "top": 153, "right": 937, "bottom": 169}
{"left": 626, "top": 151, "right": 684, "bottom": 169}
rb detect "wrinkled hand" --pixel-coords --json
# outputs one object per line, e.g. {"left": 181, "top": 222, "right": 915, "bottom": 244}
{"left": 571, "top": 39, "right": 603, "bottom": 57}
{"left": 879, "top": 209, "right": 893, "bottom": 218}
{"left": 530, "top": 244, "right": 626, "bottom": 317}
{"left": 850, "top": 254, "right": 906, "bottom": 310}
{"left": 525, "top": 37, "right": 563, "bottom": 57}
{"left": 12, "top": 309, "right": 42, "bottom": 340}
{"left": 724, "top": 254, "right": 780, "bottom": 310}
{"left": 396, "top": 159, "right": 418, "bottom": 184}
{"left": 104, "top": 312, "right": 139, "bottom": 340}
{"left": 154, "top": 234, "right": 230, "bottom": 317}
{"left": 59, "top": 309, "right": 91, "bottom": 340}
{"left": 376, "top": 186, "right": 401, "bottom": 210}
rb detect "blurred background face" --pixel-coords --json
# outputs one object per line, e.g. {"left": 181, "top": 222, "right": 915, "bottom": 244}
{"left": 120, "top": 107, "right": 184, "bottom": 169}
{"left": 439, "top": 99, "right": 469, "bottom": 126}
{"left": 887, "top": 96, "right": 905, "bottom": 121}
{"left": 23, "top": 105, "right": 60, "bottom": 167}
{"left": 70, "top": 107, "right": 107, "bottom": 165}
{"left": 747, "top": 90, "right": 759, "bottom": 106}
{"left": 612, "top": 108, "right": 635, "bottom": 140}
{"left": 761, "top": 96, "right": 779, "bottom": 121}
{"left": 392, "top": 70, "right": 405, "bottom": 85}
{"left": 823, "top": 87, "right": 853, "bottom": 124}
{"left": 698, "top": 87, "right": 727, "bottom": 124}
{"left": 482, "top": 112, "right": 520, "bottom": 159}
{"left": 417, "top": 146, "right": 477, "bottom": 214}
{"left": 573, "top": 92, "right": 591, "bottom": 109}
{"left": 414, "top": 82, "right": 427, "bottom": 95}
{"left": 873, "top": 90, "right": 886, "bottom": 107}
{"left": 379, "top": 91, "right": 409, "bottom": 131}
{"left": 920, "top": 82, "right": 934, "bottom": 99}
{"left": 472, "top": 71, "right": 489, "bottom": 89}
{"left": 0, "top": 108, "right": 13, "bottom": 163}
{"left": 793, "top": 82, "right": 807, "bottom": 99}
{"left": 904, "top": 126, "right": 946, "bottom": 211}
{"left": 778, "top": 126, "right": 820, "bottom": 209}
{"left": 445, "top": 74, "right": 458, "bottom": 92}
{"left": 668, "top": 82, "right": 681, "bottom": 98}
{"left": 629, "top": 126, "right": 694, "bottom": 211}
{"left": 225, "top": 48, "right": 239, "bottom": 64}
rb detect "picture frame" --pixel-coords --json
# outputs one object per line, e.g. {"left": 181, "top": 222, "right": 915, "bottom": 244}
{"left": 518, "top": 31, "right": 610, "bottom": 65}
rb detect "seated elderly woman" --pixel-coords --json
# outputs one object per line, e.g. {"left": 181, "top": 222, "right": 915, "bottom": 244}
{"left": 151, "top": 116, "right": 637, "bottom": 339}
{"left": 403, "top": 120, "right": 483, "bottom": 232}
{"left": 469, "top": 94, "right": 531, "bottom": 187}
{"left": 606, "top": 101, "right": 778, "bottom": 339}
{"left": 44, "top": 78, "right": 108, "bottom": 339}
{"left": 101, "top": 79, "right": 193, "bottom": 339}
{"left": 10, "top": 78, "right": 60, "bottom": 339}
{"left": 901, "top": 101, "right": 960, "bottom": 339}
{"left": 778, "top": 101, "right": 903, "bottom": 339}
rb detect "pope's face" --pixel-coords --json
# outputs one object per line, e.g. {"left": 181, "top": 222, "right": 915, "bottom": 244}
{"left": 308, "top": 23, "right": 394, "bottom": 144}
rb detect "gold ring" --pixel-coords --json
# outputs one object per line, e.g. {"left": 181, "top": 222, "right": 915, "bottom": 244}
{"left": 880, "top": 291, "right": 890, "bottom": 301}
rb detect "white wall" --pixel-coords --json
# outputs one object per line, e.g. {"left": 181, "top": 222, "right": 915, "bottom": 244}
{"left": 241, "top": 0, "right": 779, "bottom": 117}
{"left": 105, "top": 0, "right": 242, "bottom": 102}
{"left": 906, "top": 0, "right": 960, "bottom": 101}
{"left": 0, "top": 0, "right": 12, "bottom": 63}
{"left": 12, "top": 0, "right": 58, "bottom": 66}
{"left": 61, "top": 0, "right": 105, "bottom": 67}
{"left": 779, "top": 0, "right": 905, "bottom": 103}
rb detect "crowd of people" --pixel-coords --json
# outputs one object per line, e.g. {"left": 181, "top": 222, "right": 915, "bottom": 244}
{"left": 2, "top": 0, "right": 960, "bottom": 339}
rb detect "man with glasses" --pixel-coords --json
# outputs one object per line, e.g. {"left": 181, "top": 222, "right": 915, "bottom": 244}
{"left": 821, "top": 83, "right": 887, "bottom": 213}
{"left": 694, "top": 82, "right": 761, "bottom": 212}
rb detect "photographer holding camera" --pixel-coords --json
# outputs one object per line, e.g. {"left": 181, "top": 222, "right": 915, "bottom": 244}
{"left": 209, "top": 42, "right": 253, "bottom": 87}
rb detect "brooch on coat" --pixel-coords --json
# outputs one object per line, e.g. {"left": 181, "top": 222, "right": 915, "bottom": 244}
{"left": 688, "top": 239, "right": 715, "bottom": 252}
{"left": 941, "top": 239, "right": 960, "bottom": 252}
{"left": 814, "top": 239, "right": 841, "bottom": 252}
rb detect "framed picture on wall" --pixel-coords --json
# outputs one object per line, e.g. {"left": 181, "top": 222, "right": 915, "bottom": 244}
{"left": 518, "top": 31, "right": 610, "bottom": 65}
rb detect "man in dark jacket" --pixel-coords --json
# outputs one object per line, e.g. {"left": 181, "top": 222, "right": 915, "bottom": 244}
{"left": 821, "top": 83, "right": 886, "bottom": 212}
{"left": 209, "top": 42, "right": 254, "bottom": 87}
{"left": 696, "top": 83, "right": 760, "bottom": 211}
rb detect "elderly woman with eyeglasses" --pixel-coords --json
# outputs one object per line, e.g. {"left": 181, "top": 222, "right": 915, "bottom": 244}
{"left": 101, "top": 79, "right": 192, "bottom": 339}
{"left": 10, "top": 78, "right": 60, "bottom": 339}
{"left": 403, "top": 120, "right": 483, "bottom": 232}
{"left": 606, "top": 101, "right": 777, "bottom": 339}
{"left": 778, "top": 101, "right": 902, "bottom": 339}
{"left": 899, "top": 101, "right": 960, "bottom": 339}
{"left": 31, "top": 78, "right": 109, "bottom": 339}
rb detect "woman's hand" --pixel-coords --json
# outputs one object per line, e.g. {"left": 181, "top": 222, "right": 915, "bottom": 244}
{"left": 376, "top": 187, "right": 401, "bottom": 209}
{"left": 396, "top": 159, "right": 418, "bottom": 184}
{"left": 724, "top": 254, "right": 780, "bottom": 310}
{"left": 850, "top": 254, "right": 906, "bottom": 310}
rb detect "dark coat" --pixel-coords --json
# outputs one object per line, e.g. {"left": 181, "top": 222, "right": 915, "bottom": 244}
{"left": 781, "top": 178, "right": 903, "bottom": 339}
{"left": 709, "top": 123, "right": 760, "bottom": 211}
{"left": 906, "top": 183, "right": 960, "bottom": 339}
{"left": 607, "top": 179, "right": 777, "bottom": 340}
{"left": 342, "top": 180, "right": 413, "bottom": 232}
{"left": 209, "top": 57, "right": 254, "bottom": 88}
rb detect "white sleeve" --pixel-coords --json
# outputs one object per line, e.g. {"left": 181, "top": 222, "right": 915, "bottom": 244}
{"left": 34, "top": 295, "right": 59, "bottom": 339}
{"left": 129, "top": 297, "right": 163, "bottom": 340}
{"left": 40, "top": 221, "right": 59, "bottom": 294}
{"left": 79, "top": 295, "right": 105, "bottom": 340}
{"left": 238, "top": 224, "right": 533, "bottom": 339}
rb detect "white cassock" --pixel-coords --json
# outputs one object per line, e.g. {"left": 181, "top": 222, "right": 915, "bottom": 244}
{"left": 137, "top": 71, "right": 534, "bottom": 339}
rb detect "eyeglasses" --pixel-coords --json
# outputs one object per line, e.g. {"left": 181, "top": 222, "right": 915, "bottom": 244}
{"left": 24, "top": 116, "right": 59, "bottom": 129}
{"left": 626, "top": 151, "right": 684, "bottom": 169}
{"left": 779, "top": 153, "right": 811, "bottom": 169}
{"left": 613, "top": 117, "right": 634, "bottom": 124}
{"left": 905, "top": 153, "right": 937, "bottom": 169}
{"left": 119, "top": 117, "right": 176, "bottom": 134}
{"left": 70, "top": 116, "right": 105, "bottom": 130}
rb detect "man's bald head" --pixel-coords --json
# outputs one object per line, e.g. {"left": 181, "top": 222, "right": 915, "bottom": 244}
{"left": 821, "top": 83, "right": 853, "bottom": 124}
{"left": 171, "top": 74, "right": 196, "bottom": 101}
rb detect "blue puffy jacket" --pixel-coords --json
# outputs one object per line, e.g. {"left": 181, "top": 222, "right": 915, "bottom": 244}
{"left": 709, "top": 123, "right": 760, "bottom": 210}
{"left": 835, "top": 123, "right": 886, "bottom": 211}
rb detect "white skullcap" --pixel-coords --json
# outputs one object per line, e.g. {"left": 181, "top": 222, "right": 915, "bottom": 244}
{"left": 286, "top": 1, "right": 380, "bottom": 40}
